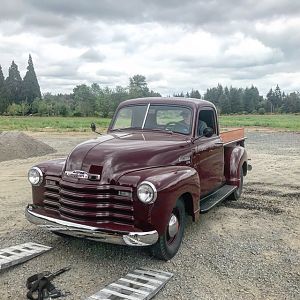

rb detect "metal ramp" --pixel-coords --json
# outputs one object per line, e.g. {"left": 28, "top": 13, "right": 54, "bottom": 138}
{"left": 86, "top": 268, "right": 173, "bottom": 300}
{"left": 0, "top": 242, "right": 52, "bottom": 270}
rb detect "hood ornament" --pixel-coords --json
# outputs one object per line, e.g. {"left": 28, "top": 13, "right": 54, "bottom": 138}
{"left": 65, "top": 170, "right": 100, "bottom": 181}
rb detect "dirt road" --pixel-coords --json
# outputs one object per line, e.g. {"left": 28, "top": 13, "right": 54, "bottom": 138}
{"left": 0, "top": 130, "right": 299, "bottom": 299}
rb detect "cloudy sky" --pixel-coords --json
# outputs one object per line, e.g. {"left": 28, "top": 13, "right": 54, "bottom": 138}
{"left": 1, "top": 0, "right": 299, "bottom": 96}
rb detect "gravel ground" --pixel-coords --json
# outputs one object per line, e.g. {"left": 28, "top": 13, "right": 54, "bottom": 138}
{"left": 0, "top": 130, "right": 299, "bottom": 300}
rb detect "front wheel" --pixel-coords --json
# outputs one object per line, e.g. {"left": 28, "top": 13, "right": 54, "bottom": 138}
{"left": 151, "top": 199, "right": 185, "bottom": 261}
{"left": 229, "top": 167, "right": 244, "bottom": 200}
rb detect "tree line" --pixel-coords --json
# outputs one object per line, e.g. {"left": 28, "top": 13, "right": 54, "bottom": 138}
{"left": 0, "top": 55, "right": 41, "bottom": 115}
{"left": 0, "top": 57, "right": 299, "bottom": 116}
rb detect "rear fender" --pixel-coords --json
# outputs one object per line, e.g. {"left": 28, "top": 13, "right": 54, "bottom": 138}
{"left": 118, "top": 166, "right": 200, "bottom": 236}
{"left": 224, "top": 146, "right": 247, "bottom": 188}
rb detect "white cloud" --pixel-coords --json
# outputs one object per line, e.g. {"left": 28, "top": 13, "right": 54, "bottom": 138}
{"left": 0, "top": 1, "right": 299, "bottom": 96}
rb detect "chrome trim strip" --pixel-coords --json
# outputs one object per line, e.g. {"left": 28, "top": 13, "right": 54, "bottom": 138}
{"left": 25, "top": 205, "right": 158, "bottom": 246}
{"left": 141, "top": 103, "right": 150, "bottom": 129}
{"left": 223, "top": 138, "right": 245, "bottom": 146}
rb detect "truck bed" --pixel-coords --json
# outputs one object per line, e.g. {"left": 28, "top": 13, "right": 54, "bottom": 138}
{"left": 220, "top": 128, "right": 245, "bottom": 145}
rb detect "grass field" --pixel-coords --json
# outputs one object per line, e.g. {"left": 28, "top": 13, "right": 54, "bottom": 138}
{"left": 0, "top": 116, "right": 111, "bottom": 132}
{"left": 219, "top": 114, "right": 300, "bottom": 131}
{"left": 0, "top": 114, "right": 299, "bottom": 132}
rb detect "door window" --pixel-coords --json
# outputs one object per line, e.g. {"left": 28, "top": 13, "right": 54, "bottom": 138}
{"left": 198, "top": 109, "right": 217, "bottom": 136}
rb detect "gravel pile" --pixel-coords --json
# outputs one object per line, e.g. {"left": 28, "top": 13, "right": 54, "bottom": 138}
{"left": 0, "top": 131, "right": 56, "bottom": 162}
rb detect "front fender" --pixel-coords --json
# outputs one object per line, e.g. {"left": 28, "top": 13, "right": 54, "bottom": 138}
{"left": 224, "top": 146, "right": 247, "bottom": 187}
{"left": 118, "top": 166, "right": 200, "bottom": 236}
{"left": 31, "top": 159, "right": 66, "bottom": 206}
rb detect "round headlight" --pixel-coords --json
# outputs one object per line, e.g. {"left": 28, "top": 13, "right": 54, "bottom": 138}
{"left": 28, "top": 167, "right": 43, "bottom": 186}
{"left": 137, "top": 181, "right": 157, "bottom": 204}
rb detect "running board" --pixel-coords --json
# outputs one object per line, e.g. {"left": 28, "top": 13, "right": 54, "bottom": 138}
{"left": 200, "top": 185, "right": 237, "bottom": 213}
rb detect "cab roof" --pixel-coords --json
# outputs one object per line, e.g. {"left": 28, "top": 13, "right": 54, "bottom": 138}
{"left": 119, "top": 97, "right": 215, "bottom": 110}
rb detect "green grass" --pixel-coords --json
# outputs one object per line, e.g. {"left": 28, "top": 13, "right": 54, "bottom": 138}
{"left": 0, "top": 116, "right": 111, "bottom": 132}
{"left": 219, "top": 114, "right": 300, "bottom": 131}
{"left": 0, "top": 114, "right": 299, "bottom": 132}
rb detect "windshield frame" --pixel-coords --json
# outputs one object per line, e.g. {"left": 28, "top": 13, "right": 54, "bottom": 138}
{"left": 110, "top": 103, "right": 194, "bottom": 135}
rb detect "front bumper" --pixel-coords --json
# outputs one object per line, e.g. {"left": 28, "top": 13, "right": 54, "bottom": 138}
{"left": 25, "top": 205, "right": 158, "bottom": 246}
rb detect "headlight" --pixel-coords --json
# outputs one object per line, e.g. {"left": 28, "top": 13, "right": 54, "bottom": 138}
{"left": 137, "top": 181, "right": 157, "bottom": 204}
{"left": 28, "top": 167, "right": 43, "bottom": 186}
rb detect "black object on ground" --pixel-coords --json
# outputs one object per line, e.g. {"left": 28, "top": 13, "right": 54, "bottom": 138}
{"left": 26, "top": 267, "right": 71, "bottom": 300}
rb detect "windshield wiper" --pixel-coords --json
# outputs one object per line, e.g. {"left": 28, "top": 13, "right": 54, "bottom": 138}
{"left": 148, "top": 128, "right": 173, "bottom": 134}
{"left": 111, "top": 127, "right": 174, "bottom": 134}
{"left": 111, "top": 127, "right": 142, "bottom": 132}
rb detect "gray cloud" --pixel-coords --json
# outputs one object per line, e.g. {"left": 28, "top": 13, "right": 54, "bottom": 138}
{"left": 39, "top": 62, "right": 79, "bottom": 78}
{"left": 0, "top": 0, "right": 299, "bottom": 95}
{"left": 80, "top": 49, "right": 106, "bottom": 62}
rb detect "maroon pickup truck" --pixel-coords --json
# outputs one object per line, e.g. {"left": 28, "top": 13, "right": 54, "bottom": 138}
{"left": 26, "top": 97, "right": 250, "bottom": 260}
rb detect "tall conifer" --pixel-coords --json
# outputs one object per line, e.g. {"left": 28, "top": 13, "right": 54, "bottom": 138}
{"left": 22, "top": 54, "right": 41, "bottom": 103}
{"left": 0, "top": 65, "right": 9, "bottom": 113}
{"left": 5, "top": 61, "right": 22, "bottom": 104}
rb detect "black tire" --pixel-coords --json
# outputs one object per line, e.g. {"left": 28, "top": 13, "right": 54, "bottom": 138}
{"left": 151, "top": 199, "right": 186, "bottom": 261}
{"left": 229, "top": 167, "right": 244, "bottom": 200}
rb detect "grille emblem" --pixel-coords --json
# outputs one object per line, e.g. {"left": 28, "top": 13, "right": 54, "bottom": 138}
{"left": 65, "top": 170, "right": 100, "bottom": 180}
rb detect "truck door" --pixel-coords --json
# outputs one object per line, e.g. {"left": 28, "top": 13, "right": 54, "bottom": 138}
{"left": 192, "top": 107, "right": 224, "bottom": 196}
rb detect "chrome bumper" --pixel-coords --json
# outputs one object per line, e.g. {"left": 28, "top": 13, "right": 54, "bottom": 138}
{"left": 25, "top": 205, "right": 158, "bottom": 246}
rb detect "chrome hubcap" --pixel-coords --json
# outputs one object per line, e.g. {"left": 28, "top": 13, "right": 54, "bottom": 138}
{"left": 168, "top": 213, "right": 179, "bottom": 238}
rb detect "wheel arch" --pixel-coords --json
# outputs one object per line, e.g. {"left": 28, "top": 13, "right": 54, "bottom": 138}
{"left": 179, "top": 192, "right": 197, "bottom": 221}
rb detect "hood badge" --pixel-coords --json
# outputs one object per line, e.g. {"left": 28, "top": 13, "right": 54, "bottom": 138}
{"left": 65, "top": 170, "right": 101, "bottom": 181}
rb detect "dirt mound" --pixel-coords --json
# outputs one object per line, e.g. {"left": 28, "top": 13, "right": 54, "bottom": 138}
{"left": 0, "top": 131, "right": 56, "bottom": 162}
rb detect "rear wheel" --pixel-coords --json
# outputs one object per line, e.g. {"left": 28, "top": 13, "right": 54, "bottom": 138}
{"left": 229, "top": 167, "right": 244, "bottom": 200}
{"left": 151, "top": 199, "right": 185, "bottom": 261}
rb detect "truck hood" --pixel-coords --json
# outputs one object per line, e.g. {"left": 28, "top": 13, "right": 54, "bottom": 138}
{"left": 64, "top": 132, "right": 191, "bottom": 184}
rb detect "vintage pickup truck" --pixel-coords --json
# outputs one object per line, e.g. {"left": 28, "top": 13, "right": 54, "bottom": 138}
{"left": 26, "top": 97, "right": 250, "bottom": 260}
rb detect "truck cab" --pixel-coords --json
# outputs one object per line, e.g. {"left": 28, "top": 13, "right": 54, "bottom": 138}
{"left": 26, "top": 97, "right": 250, "bottom": 260}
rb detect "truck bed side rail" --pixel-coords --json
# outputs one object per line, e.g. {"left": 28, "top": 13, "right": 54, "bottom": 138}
{"left": 220, "top": 128, "right": 245, "bottom": 145}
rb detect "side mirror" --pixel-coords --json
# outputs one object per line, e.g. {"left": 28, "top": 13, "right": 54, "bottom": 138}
{"left": 90, "top": 123, "right": 96, "bottom": 132}
{"left": 203, "top": 127, "right": 214, "bottom": 138}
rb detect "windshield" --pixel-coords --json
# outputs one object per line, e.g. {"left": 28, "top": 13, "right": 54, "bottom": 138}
{"left": 112, "top": 104, "right": 192, "bottom": 135}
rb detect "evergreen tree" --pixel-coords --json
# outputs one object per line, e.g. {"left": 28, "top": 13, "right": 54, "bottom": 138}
{"left": 22, "top": 54, "right": 41, "bottom": 104}
{"left": 229, "top": 87, "right": 243, "bottom": 113}
{"left": 282, "top": 92, "right": 300, "bottom": 113}
{"left": 220, "top": 87, "right": 231, "bottom": 114}
{"left": 203, "top": 84, "right": 223, "bottom": 108}
{"left": 0, "top": 65, "right": 4, "bottom": 86}
{"left": 243, "top": 86, "right": 261, "bottom": 113}
{"left": 190, "top": 89, "right": 201, "bottom": 99}
{"left": 0, "top": 65, "right": 9, "bottom": 113}
{"left": 273, "top": 84, "right": 283, "bottom": 111}
{"left": 5, "top": 61, "right": 22, "bottom": 104}
{"left": 266, "top": 88, "right": 276, "bottom": 113}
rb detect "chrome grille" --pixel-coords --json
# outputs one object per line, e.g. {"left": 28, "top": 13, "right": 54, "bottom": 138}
{"left": 43, "top": 176, "right": 134, "bottom": 225}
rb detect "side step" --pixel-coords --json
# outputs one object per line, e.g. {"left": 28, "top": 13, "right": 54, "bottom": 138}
{"left": 200, "top": 185, "right": 237, "bottom": 213}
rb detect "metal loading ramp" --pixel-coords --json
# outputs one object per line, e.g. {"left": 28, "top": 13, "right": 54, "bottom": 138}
{"left": 86, "top": 268, "right": 173, "bottom": 300}
{"left": 0, "top": 242, "right": 52, "bottom": 270}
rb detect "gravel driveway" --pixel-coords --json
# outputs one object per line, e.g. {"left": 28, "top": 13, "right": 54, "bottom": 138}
{"left": 0, "top": 130, "right": 299, "bottom": 300}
